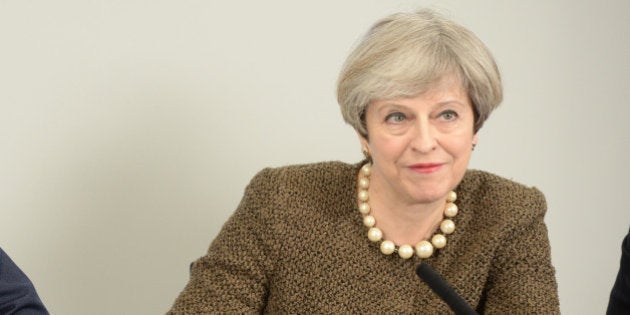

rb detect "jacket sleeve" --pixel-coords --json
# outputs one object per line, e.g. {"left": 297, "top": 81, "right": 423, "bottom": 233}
{"left": 167, "top": 168, "right": 277, "bottom": 314}
{"left": 478, "top": 188, "right": 560, "bottom": 314}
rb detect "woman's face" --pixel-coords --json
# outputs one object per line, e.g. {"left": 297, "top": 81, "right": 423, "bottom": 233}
{"left": 360, "top": 76, "right": 477, "bottom": 206}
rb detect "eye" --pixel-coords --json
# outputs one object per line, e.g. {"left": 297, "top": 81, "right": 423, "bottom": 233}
{"left": 385, "top": 112, "right": 406, "bottom": 123}
{"left": 439, "top": 110, "right": 459, "bottom": 121}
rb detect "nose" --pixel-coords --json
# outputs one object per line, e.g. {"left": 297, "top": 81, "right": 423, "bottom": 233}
{"left": 411, "top": 119, "right": 437, "bottom": 153}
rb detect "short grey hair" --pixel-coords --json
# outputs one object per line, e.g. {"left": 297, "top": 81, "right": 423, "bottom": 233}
{"left": 337, "top": 9, "right": 503, "bottom": 136}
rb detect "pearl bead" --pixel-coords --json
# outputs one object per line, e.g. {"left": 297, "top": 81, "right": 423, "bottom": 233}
{"left": 431, "top": 234, "right": 447, "bottom": 249}
{"left": 363, "top": 215, "right": 376, "bottom": 227}
{"left": 440, "top": 219, "right": 455, "bottom": 234}
{"left": 358, "top": 177, "right": 369, "bottom": 189}
{"left": 361, "top": 164, "right": 371, "bottom": 176}
{"left": 398, "top": 245, "right": 414, "bottom": 259}
{"left": 367, "top": 227, "right": 382, "bottom": 242}
{"left": 444, "top": 202, "right": 458, "bottom": 218}
{"left": 447, "top": 191, "right": 457, "bottom": 202}
{"left": 358, "top": 190, "right": 369, "bottom": 202}
{"left": 380, "top": 240, "right": 395, "bottom": 255}
{"left": 358, "top": 202, "right": 370, "bottom": 214}
{"left": 415, "top": 240, "right": 434, "bottom": 258}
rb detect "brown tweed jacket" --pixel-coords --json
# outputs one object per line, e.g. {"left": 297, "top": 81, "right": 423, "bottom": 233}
{"left": 168, "top": 161, "right": 560, "bottom": 314}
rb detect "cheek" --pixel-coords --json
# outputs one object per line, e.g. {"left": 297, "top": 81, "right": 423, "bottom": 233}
{"left": 444, "top": 134, "right": 474, "bottom": 158}
{"left": 369, "top": 135, "right": 410, "bottom": 158}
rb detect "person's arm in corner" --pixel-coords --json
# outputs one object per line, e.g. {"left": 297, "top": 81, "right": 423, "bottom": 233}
{"left": 607, "top": 228, "right": 630, "bottom": 315}
{"left": 0, "top": 248, "right": 49, "bottom": 315}
{"left": 167, "top": 168, "right": 277, "bottom": 314}
{"left": 478, "top": 188, "right": 560, "bottom": 314}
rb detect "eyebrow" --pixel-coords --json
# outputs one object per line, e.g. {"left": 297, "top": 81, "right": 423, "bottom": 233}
{"left": 376, "top": 100, "right": 467, "bottom": 110}
{"left": 373, "top": 103, "right": 407, "bottom": 115}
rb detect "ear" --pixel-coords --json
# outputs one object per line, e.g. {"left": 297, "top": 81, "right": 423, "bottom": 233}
{"left": 356, "top": 130, "right": 369, "bottom": 150}
{"left": 472, "top": 133, "right": 478, "bottom": 145}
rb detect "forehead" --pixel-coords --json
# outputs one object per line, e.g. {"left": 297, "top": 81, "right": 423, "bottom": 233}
{"left": 369, "top": 75, "right": 470, "bottom": 109}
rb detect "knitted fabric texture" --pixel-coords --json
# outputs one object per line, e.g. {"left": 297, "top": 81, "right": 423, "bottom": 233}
{"left": 168, "top": 161, "right": 560, "bottom": 314}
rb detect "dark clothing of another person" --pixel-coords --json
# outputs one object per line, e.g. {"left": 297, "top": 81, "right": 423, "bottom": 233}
{"left": 608, "top": 228, "right": 630, "bottom": 314}
{"left": 0, "top": 248, "right": 48, "bottom": 315}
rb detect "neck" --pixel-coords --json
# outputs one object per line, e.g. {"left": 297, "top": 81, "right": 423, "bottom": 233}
{"left": 366, "top": 178, "right": 447, "bottom": 246}
{"left": 355, "top": 162, "right": 459, "bottom": 259}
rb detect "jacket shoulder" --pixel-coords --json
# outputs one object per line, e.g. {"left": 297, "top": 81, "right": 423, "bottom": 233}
{"left": 244, "top": 161, "right": 357, "bottom": 204}
{"left": 249, "top": 161, "right": 356, "bottom": 187}
{"left": 459, "top": 170, "right": 547, "bottom": 222}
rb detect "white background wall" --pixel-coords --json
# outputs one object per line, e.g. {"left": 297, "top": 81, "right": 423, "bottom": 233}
{"left": 1, "top": 1, "right": 628, "bottom": 314}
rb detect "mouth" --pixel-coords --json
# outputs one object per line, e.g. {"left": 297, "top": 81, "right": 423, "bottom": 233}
{"left": 408, "top": 163, "right": 444, "bottom": 174}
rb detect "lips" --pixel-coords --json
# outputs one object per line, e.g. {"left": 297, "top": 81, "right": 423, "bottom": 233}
{"left": 409, "top": 163, "right": 443, "bottom": 174}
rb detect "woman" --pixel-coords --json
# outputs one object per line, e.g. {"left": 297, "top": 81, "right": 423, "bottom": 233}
{"left": 168, "top": 9, "right": 559, "bottom": 313}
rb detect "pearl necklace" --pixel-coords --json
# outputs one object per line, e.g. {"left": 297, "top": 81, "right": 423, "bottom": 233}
{"left": 357, "top": 162, "right": 458, "bottom": 259}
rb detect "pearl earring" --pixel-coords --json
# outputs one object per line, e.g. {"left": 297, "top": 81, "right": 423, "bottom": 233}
{"left": 362, "top": 147, "right": 371, "bottom": 159}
